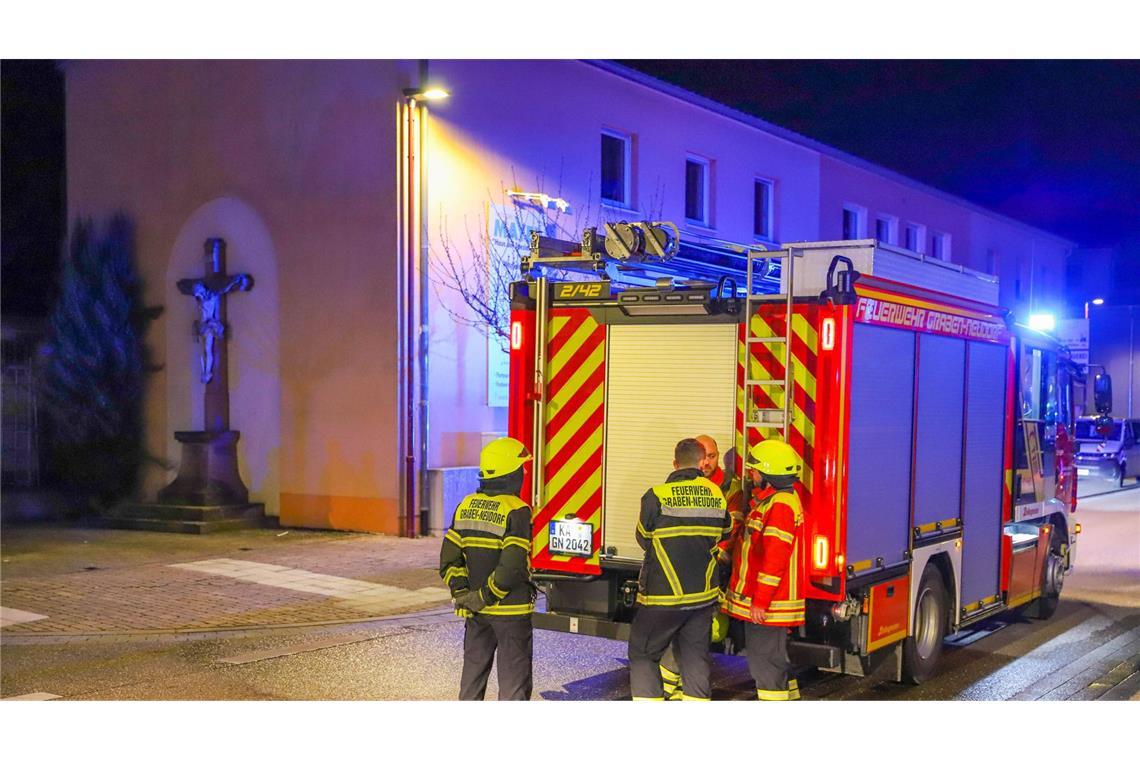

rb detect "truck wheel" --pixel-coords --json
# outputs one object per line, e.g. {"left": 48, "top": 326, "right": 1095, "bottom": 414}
{"left": 902, "top": 564, "right": 948, "bottom": 684}
{"left": 1029, "top": 525, "right": 1066, "bottom": 620}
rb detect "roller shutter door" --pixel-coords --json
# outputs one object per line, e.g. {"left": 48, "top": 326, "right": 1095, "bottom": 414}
{"left": 602, "top": 323, "right": 738, "bottom": 560}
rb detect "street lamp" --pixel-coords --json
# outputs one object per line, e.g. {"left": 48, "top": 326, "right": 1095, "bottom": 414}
{"left": 399, "top": 84, "right": 448, "bottom": 536}
{"left": 403, "top": 86, "right": 450, "bottom": 102}
{"left": 1085, "top": 297, "right": 1105, "bottom": 319}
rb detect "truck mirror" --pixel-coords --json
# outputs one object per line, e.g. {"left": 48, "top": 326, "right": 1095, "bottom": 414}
{"left": 1093, "top": 372, "right": 1113, "bottom": 415}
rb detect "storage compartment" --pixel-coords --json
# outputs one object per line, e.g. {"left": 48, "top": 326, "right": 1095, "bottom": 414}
{"left": 602, "top": 322, "right": 737, "bottom": 560}
{"left": 960, "top": 341, "right": 1008, "bottom": 607}
{"left": 846, "top": 323, "right": 915, "bottom": 573}
{"left": 1004, "top": 524, "right": 1046, "bottom": 607}
{"left": 866, "top": 575, "right": 911, "bottom": 652}
{"left": 912, "top": 334, "right": 966, "bottom": 534}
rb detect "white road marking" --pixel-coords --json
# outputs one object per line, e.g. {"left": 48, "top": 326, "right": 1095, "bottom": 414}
{"left": 2, "top": 692, "right": 61, "bottom": 700}
{"left": 0, "top": 607, "right": 48, "bottom": 628}
{"left": 168, "top": 559, "right": 451, "bottom": 614}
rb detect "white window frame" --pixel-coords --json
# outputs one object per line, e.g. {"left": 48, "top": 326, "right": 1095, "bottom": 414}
{"left": 842, "top": 203, "right": 867, "bottom": 240}
{"left": 904, "top": 222, "right": 927, "bottom": 254}
{"left": 753, "top": 177, "right": 775, "bottom": 241}
{"left": 931, "top": 231, "right": 952, "bottom": 262}
{"left": 601, "top": 128, "right": 633, "bottom": 209}
{"left": 875, "top": 214, "right": 898, "bottom": 245}
{"left": 684, "top": 154, "right": 711, "bottom": 226}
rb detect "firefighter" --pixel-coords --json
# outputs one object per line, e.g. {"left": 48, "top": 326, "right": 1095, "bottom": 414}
{"left": 629, "top": 438, "right": 731, "bottom": 701}
{"left": 439, "top": 437, "right": 535, "bottom": 700}
{"left": 722, "top": 439, "right": 805, "bottom": 701}
{"left": 660, "top": 435, "right": 742, "bottom": 699}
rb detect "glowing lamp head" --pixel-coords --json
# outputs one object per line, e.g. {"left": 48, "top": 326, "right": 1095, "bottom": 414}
{"left": 403, "top": 87, "right": 450, "bottom": 102}
{"left": 1028, "top": 313, "right": 1055, "bottom": 333}
{"left": 1091, "top": 298, "right": 1105, "bottom": 306}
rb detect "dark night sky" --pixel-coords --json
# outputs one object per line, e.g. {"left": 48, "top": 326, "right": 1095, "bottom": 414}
{"left": 3, "top": 60, "right": 1137, "bottom": 318}
{"left": 621, "top": 60, "right": 1140, "bottom": 249}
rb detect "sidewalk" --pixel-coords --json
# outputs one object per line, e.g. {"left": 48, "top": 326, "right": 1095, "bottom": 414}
{"left": 0, "top": 523, "right": 450, "bottom": 635}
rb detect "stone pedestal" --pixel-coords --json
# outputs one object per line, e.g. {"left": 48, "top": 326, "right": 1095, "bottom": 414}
{"left": 157, "top": 430, "right": 250, "bottom": 506}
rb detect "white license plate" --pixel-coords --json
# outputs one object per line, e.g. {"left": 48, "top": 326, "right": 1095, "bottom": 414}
{"left": 549, "top": 520, "right": 593, "bottom": 556}
{"left": 1077, "top": 468, "right": 1090, "bottom": 476}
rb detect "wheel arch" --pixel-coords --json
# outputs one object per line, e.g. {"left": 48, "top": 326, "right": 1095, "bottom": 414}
{"left": 908, "top": 538, "right": 963, "bottom": 635}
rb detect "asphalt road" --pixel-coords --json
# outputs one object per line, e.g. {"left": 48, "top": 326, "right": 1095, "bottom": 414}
{"left": 2, "top": 489, "right": 1137, "bottom": 701}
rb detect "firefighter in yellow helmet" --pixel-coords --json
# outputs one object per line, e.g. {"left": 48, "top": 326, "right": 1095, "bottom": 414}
{"left": 628, "top": 438, "right": 732, "bottom": 701}
{"left": 722, "top": 439, "right": 806, "bottom": 701}
{"left": 439, "top": 437, "right": 535, "bottom": 700}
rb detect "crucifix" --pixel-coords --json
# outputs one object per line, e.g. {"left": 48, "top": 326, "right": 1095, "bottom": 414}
{"left": 158, "top": 237, "right": 256, "bottom": 507}
{"left": 177, "top": 238, "right": 253, "bottom": 432}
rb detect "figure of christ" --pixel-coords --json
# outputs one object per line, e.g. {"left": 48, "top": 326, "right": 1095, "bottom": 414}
{"left": 179, "top": 273, "right": 253, "bottom": 384}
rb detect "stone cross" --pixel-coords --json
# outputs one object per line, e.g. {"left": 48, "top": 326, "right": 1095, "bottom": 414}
{"left": 177, "top": 238, "right": 253, "bottom": 432}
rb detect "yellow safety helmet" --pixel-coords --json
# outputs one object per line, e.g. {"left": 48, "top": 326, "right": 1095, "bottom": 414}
{"left": 747, "top": 440, "right": 802, "bottom": 477}
{"left": 479, "top": 437, "right": 533, "bottom": 479}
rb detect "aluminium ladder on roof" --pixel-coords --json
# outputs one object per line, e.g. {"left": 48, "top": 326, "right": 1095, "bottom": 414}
{"left": 743, "top": 245, "right": 802, "bottom": 444}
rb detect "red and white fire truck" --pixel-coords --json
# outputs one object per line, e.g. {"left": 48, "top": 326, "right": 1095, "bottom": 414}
{"left": 508, "top": 224, "right": 1087, "bottom": 682}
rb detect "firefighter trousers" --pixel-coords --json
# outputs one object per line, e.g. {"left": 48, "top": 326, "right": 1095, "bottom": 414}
{"left": 744, "top": 622, "right": 800, "bottom": 700}
{"left": 459, "top": 614, "right": 533, "bottom": 701}
{"left": 628, "top": 603, "right": 715, "bottom": 700}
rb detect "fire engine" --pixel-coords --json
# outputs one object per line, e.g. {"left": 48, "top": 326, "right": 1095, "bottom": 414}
{"left": 507, "top": 222, "right": 1089, "bottom": 683}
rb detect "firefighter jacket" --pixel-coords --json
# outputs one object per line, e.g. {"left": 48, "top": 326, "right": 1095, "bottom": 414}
{"left": 636, "top": 468, "right": 731, "bottom": 609}
{"left": 722, "top": 486, "right": 805, "bottom": 627}
{"left": 439, "top": 484, "right": 535, "bottom": 617}
{"left": 714, "top": 475, "right": 745, "bottom": 563}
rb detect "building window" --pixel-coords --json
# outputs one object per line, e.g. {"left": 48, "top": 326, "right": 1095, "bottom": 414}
{"left": 931, "top": 232, "right": 951, "bottom": 261}
{"left": 904, "top": 223, "right": 926, "bottom": 253}
{"left": 986, "top": 248, "right": 998, "bottom": 275}
{"left": 685, "top": 156, "right": 710, "bottom": 224}
{"left": 875, "top": 215, "right": 898, "bottom": 245}
{"left": 754, "top": 179, "right": 774, "bottom": 239}
{"left": 601, "top": 129, "right": 632, "bottom": 206}
{"left": 842, "top": 205, "right": 866, "bottom": 240}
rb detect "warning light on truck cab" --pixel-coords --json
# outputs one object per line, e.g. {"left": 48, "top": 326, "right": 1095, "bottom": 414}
{"left": 813, "top": 535, "right": 829, "bottom": 570}
{"left": 821, "top": 317, "right": 835, "bottom": 350}
{"left": 510, "top": 320, "right": 522, "bottom": 350}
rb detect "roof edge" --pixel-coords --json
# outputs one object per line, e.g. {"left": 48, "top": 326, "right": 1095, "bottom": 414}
{"left": 583, "top": 60, "right": 1077, "bottom": 249}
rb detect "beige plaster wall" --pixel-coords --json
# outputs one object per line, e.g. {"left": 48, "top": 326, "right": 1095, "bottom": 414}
{"left": 65, "top": 59, "right": 412, "bottom": 531}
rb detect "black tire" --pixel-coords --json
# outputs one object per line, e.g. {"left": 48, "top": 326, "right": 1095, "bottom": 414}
{"left": 1029, "top": 524, "right": 1066, "bottom": 620}
{"left": 902, "top": 564, "right": 948, "bottom": 685}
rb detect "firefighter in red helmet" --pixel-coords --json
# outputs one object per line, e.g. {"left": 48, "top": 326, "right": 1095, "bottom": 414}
{"left": 722, "top": 439, "right": 806, "bottom": 700}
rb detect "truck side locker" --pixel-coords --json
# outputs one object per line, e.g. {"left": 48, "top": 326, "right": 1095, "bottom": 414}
{"left": 959, "top": 341, "right": 1009, "bottom": 620}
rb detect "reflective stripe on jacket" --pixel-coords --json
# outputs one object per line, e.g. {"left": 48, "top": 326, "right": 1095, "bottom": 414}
{"left": 722, "top": 487, "right": 805, "bottom": 626}
{"left": 439, "top": 491, "right": 535, "bottom": 616}
{"left": 636, "top": 468, "right": 731, "bottom": 608}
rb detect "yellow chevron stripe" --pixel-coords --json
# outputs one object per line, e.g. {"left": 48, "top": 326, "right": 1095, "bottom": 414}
{"left": 545, "top": 381, "right": 604, "bottom": 455}
{"left": 791, "top": 313, "right": 819, "bottom": 352}
{"left": 544, "top": 426, "right": 603, "bottom": 499}
{"left": 547, "top": 339, "right": 605, "bottom": 420}
{"left": 547, "top": 313, "right": 571, "bottom": 346}
{"left": 547, "top": 315, "right": 598, "bottom": 381}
